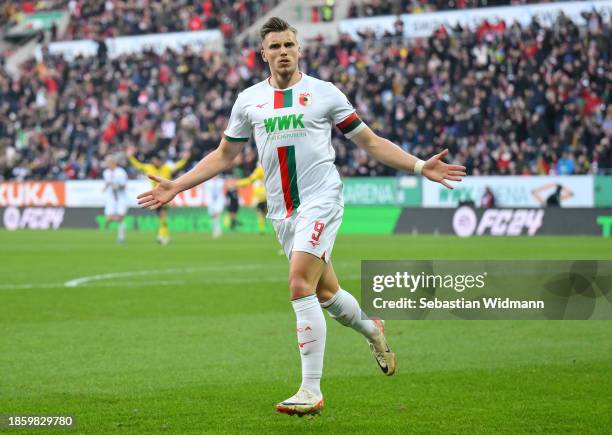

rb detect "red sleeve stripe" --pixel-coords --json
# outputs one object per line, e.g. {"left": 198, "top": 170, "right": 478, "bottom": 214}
{"left": 336, "top": 112, "right": 362, "bottom": 134}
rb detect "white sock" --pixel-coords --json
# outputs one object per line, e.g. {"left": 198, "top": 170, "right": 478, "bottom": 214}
{"left": 321, "top": 289, "right": 378, "bottom": 341}
{"left": 291, "top": 294, "right": 326, "bottom": 397}
{"left": 118, "top": 221, "right": 125, "bottom": 241}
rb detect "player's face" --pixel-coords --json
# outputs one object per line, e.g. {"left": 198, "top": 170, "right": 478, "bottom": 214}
{"left": 261, "top": 30, "right": 300, "bottom": 76}
{"left": 152, "top": 157, "right": 162, "bottom": 168}
{"left": 106, "top": 159, "right": 117, "bottom": 169}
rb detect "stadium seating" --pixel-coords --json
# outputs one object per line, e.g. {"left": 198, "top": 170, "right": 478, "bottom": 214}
{"left": 61, "top": 0, "right": 280, "bottom": 40}
{"left": 1, "top": 1, "right": 65, "bottom": 28}
{"left": 0, "top": 9, "right": 610, "bottom": 180}
{"left": 347, "top": 0, "right": 577, "bottom": 18}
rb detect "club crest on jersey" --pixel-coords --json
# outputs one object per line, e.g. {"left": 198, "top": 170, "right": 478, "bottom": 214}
{"left": 299, "top": 92, "right": 312, "bottom": 107}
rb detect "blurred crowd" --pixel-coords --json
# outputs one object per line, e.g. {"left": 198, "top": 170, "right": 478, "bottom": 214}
{"left": 0, "top": 46, "right": 259, "bottom": 180}
{"left": 2, "top": 1, "right": 279, "bottom": 41}
{"left": 62, "top": 0, "right": 279, "bottom": 41}
{"left": 348, "top": 0, "right": 578, "bottom": 17}
{"left": 0, "top": 10, "right": 610, "bottom": 181}
{"left": 1, "top": 1, "right": 64, "bottom": 28}
{"left": 328, "top": 10, "right": 611, "bottom": 176}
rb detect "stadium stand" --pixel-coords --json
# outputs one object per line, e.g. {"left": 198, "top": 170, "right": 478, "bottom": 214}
{"left": 332, "top": 9, "right": 611, "bottom": 176}
{"left": 0, "top": 9, "right": 610, "bottom": 180}
{"left": 2, "top": 1, "right": 66, "bottom": 27}
{"left": 347, "top": 0, "right": 581, "bottom": 17}
{"left": 61, "top": 0, "right": 281, "bottom": 40}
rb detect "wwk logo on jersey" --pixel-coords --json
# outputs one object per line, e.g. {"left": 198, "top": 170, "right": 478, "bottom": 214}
{"left": 264, "top": 114, "right": 305, "bottom": 133}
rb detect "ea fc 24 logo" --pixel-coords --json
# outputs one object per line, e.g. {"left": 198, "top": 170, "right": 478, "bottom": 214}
{"left": 453, "top": 206, "right": 544, "bottom": 237}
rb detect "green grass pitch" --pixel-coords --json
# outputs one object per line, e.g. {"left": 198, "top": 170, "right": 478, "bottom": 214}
{"left": 1, "top": 230, "right": 610, "bottom": 433}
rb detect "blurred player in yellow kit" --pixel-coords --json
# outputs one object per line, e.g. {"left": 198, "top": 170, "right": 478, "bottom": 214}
{"left": 235, "top": 164, "right": 267, "bottom": 235}
{"left": 127, "top": 145, "right": 190, "bottom": 244}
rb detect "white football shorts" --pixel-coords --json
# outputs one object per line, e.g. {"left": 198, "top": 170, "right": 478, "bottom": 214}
{"left": 272, "top": 201, "right": 343, "bottom": 263}
{"left": 105, "top": 197, "right": 128, "bottom": 216}
{"left": 207, "top": 199, "right": 225, "bottom": 216}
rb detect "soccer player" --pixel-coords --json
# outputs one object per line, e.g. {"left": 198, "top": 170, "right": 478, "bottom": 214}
{"left": 127, "top": 145, "right": 190, "bottom": 245}
{"left": 226, "top": 184, "right": 240, "bottom": 230}
{"left": 102, "top": 155, "right": 128, "bottom": 243}
{"left": 137, "top": 17, "right": 465, "bottom": 415}
{"left": 235, "top": 164, "right": 267, "bottom": 235}
{"left": 203, "top": 176, "right": 225, "bottom": 238}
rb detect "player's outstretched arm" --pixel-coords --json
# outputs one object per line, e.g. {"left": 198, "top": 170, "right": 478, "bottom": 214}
{"left": 351, "top": 125, "right": 466, "bottom": 189}
{"left": 126, "top": 145, "right": 147, "bottom": 172}
{"left": 137, "top": 138, "right": 245, "bottom": 210}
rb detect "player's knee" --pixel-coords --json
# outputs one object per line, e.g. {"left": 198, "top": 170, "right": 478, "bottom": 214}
{"left": 288, "top": 275, "right": 312, "bottom": 299}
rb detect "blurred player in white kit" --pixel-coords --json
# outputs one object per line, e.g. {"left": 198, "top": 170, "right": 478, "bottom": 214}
{"left": 103, "top": 155, "right": 128, "bottom": 243}
{"left": 204, "top": 176, "right": 226, "bottom": 238}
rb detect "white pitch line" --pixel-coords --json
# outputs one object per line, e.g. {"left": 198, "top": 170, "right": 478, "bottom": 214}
{"left": 218, "top": 274, "right": 361, "bottom": 284}
{"left": 92, "top": 280, "right": 184, "bottom": 287}
{"left": 0, "top": 283, "right": 64, "bottom": 290}
{"left": 63, "top": 264, "right": 266, "bottom": 288}
{"left": 0, "top": 274, "right": 362, "bottom": 291}
{"left": 0, "top": 262, "right": 361, "bottom": 291}
{"left": 0, "top": 280, "right": 185, "bottom": 290}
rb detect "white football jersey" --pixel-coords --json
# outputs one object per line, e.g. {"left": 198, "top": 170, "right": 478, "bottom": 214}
{"left": 224, "top": 73, "right": 365, "bottom": 219}
{"left": 103, "top": 167, "right": 128, "bottom": 201}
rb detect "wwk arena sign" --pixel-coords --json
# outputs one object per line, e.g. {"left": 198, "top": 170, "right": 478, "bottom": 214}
{"left": 423, "top": 175, "right": 594, "bottom": 208}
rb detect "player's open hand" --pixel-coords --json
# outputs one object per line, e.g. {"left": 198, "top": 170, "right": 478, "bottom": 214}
{"left": 137, "top": 175, "right": 178, "bottom": 210}
{"left": 422, "top": 149, "right": 466, "bottom": 190}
